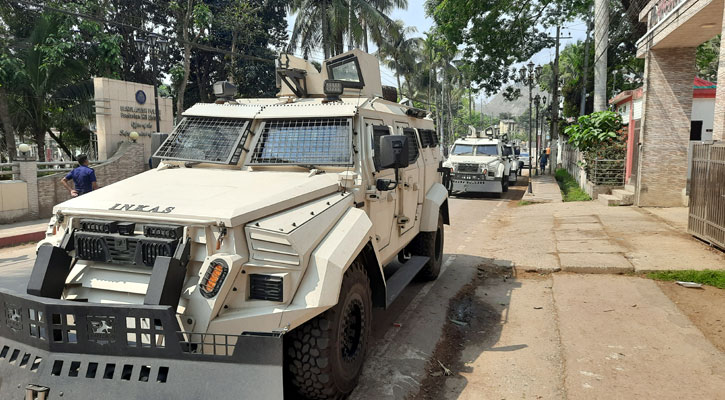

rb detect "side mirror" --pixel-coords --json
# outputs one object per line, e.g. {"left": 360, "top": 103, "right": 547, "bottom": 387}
{"left": 379, "top": 135, "right": 409, "bottom": 170}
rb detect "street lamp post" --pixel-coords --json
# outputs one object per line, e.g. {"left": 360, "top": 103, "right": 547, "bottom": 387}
{"left": 516, "top": 62, "right": 542, "bottom": 193}
{"left": 534, "top": 94, "right": 541, "bottom": 176}
{"left": 135, "top": 33, "right": 170, "bottom": 133}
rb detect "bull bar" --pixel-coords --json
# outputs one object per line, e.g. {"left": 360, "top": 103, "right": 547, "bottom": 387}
{"left": 0, "top": 289, "right": 283, "bottom": 399}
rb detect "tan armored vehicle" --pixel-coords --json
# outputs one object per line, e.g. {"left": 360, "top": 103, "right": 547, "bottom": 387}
{"left": 0, "top": 49, "right": 449, "bottom": 400}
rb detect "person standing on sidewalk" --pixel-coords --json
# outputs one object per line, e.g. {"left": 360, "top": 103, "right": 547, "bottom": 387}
{"left": 61, "top": 154, "right": 98, "bottom": 197}
{"left": 540, "top": 150, "right": 548, "bottom": 174}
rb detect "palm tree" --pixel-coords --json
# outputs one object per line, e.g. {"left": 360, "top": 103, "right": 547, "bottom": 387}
{"left": 11, "top": 15, "right": 93, "bottom": 161}
{"left": 376, "top": 20, "right": 422, "bottom": 99}
{"left": 288, "top": 0, "right": 408, "bottom": 59}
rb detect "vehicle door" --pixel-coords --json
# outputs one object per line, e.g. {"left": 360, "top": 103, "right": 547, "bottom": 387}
{"left": 399, "top": 127, "right": 423, "bottom": 235}
{"left": 366, "top": 121, "right": 397, "bottom": 252}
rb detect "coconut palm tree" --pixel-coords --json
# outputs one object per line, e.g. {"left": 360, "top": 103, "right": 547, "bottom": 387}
{"left": 288, "top": 0, "right": 408, "bottom": 59}
{"left": 376, "top": 20, "right": 422, "bottom": 98}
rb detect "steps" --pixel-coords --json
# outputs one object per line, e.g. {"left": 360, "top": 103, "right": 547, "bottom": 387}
{"left": 598, "top": 188, "right": 635, "bottom": 206}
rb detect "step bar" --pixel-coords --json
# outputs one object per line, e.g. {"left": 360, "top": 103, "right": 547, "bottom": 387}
{"left": 385, "top": 255, "right": 429, "bottom": 307}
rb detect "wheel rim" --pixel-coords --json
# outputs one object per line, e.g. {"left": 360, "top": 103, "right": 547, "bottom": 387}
{"left": 341, "top": 296, "right": 364, "bottom": 363}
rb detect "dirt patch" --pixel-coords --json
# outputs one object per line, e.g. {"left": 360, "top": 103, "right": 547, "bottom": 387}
{"left": 656, "top": 281, "right": 725, "bottom": 352}
{"left": 411, "top": 263, "right": 511, "bottom": 399}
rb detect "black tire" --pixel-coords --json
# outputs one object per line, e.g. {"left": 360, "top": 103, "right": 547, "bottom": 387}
{"left": 285, "top": 261, "right": 372, "bottom": 400}
{"left": 408, "top": 213, "right": 444, "bottom": 281}
{"left": 502, "top": 176, "right": 509, "bottom": 192}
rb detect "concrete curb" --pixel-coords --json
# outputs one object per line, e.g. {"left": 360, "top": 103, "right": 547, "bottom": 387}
{"left": 0, "top": 231, "right": 45, "bottom": 248}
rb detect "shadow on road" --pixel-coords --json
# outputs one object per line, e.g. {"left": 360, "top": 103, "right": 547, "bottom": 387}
{"left": 412, "top": 258, "right": 522, "bottom": 400}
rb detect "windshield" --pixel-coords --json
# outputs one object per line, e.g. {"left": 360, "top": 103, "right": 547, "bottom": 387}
{"left": 250, "top": 118, "right": 352, "bottom": 166}
{"left": 451, "top": 144, "right": 474, "bottom": 155}
{"left": 154, "top": 117, "right": 250, "bottom": 164}
{"left": 520, "top": 153, "right": 529, "bottom": 157}
{"left": 476, "top": 145, "right": 498, "bottom": 156}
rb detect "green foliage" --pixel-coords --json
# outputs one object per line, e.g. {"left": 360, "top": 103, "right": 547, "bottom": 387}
{"left": 555, "top": 168, "right": 592, "bottom": 202}
{"left": 425, "top": 0, "right": 592, "bottom": 95}
{"left": 647, "top": 270, "right": 725, "bottom": 289}
{"left": 564, "top": 111, "right": 622, "bottom": 152}
{"left": 696, "top": 36, "right": 720, "bottom": 83}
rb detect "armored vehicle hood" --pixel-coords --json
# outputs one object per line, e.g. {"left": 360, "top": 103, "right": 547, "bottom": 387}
{"left": 53, "top": 168, "right": 340, "bottom": 225}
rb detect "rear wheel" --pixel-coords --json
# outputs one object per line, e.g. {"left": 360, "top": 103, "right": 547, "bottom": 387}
{"left": 285, "top": 261, "right": 372, "bottom": 399}
{"left": 408, "top": 213, "right": 444, "bottom": 281}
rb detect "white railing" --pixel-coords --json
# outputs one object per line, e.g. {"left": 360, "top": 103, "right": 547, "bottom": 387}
{"left": 0, "top": 162, "right": 19, "bottom": 180}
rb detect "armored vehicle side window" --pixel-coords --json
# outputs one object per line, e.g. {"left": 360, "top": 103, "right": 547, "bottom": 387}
{"left": 372, "top": 125, "right": 391, "bottom": 171}
{"left": 452, "top": 144, "right": 474, "bottom": 155}
{"left": 153, "top": 117, "right": 250, "bottom": 164}
{"left": 419, "top": 129, "right": 432, "bottom": 148}
{"left": 403, "top": 128, "right": 419, "bottom": 163}
{"left": 250, "top": 118, "right": 352, "bottom": 166}
{"left": 430, "top": 130, "right": 440, "bottom": 147}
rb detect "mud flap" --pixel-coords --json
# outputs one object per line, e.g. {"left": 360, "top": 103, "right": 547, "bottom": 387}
{"left": 0, "top": 289, "right": 284, "bottom": 399}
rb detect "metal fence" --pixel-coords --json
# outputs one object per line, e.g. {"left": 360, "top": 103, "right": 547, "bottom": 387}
{"left": 590, "top": 159, "right": 626, "bottom": 186}
{"left": 0, "top": 162, "right": 19, "bottom": 180}
{"left": 689, "top": 142, "right": 725, "bottom": 249}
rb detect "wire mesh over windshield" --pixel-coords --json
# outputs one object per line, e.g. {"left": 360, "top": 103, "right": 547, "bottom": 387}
{"left": 153, "top": 117, "right": 249, "bottom": 164}
{"left": 250, "top": 118, "right": 352, "bottom": 166}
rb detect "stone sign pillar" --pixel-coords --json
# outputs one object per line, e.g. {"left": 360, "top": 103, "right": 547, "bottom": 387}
{"left": 636, "top": 47, "right": 696, "bottom": 207}
{"left": 94, "top": 78, "right": 173, "bottom": 162}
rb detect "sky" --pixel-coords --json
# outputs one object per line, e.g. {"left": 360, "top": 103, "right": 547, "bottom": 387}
{"left": 286, "top": 1, "right": 588, "bottom": 105}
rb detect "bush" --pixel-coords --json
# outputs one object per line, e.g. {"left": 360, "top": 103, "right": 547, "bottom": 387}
{"left": 563, "top": 111, "right": 626, "bottom": 179}
{"left": 555, "top": 168, "right": 592, "bottom": 202}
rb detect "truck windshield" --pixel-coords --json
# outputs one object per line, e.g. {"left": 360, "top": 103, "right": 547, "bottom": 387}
{"left": 475, "top": 145, "right": 498, "bottom": 156}
{"left": 153, "top": 117, "right": 250, "bottom": 165}
{"left": 249, "top": 118, "right": 352, "bottom": 166}
{"left": 452, "top": 144, "right": 474, "bottom": 155}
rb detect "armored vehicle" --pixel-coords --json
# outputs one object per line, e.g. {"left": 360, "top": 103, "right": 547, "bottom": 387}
{"left": 442, "top": 128, "right": 511, "bottom": 196}
{"left": 0, "top": 50, "right": 449, "bottom": 400}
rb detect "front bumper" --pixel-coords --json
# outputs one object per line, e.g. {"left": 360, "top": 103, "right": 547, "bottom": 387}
{"left": 451, "top": 173, "right": 501, "bottom": 193}
{"left": 0, "top": 289, "right": 283, "bottom": 399}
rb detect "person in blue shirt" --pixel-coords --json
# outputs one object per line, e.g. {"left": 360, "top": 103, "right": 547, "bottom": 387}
{"left": 61, "top": 154, "right": 98, "bottom": 197}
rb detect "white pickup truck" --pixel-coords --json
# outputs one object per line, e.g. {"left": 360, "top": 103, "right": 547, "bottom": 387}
{"left": 442, "top": 134, "right": 511, "bottom": 196}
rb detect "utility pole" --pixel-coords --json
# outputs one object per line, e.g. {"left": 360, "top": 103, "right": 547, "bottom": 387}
{"left": 549, "top": 25, "right": 561, "bottom": 175}
{"left": 593, "top": 0, "right": 608, "bottom": 111}
{"left": 580, "top": 18, "right": 592, "bottom": 116}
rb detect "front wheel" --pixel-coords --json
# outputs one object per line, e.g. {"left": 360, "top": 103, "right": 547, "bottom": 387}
{"left": 502, "top": 176, "right": 509, "bottom": 192}
{"left": 285, "top": 261, "right": 372, "bottom": 399}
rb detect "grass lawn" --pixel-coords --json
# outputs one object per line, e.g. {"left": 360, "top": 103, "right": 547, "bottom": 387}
{"left": 554, "top": 169, "right": 591, "bottom": 202}
{"left": 647, "top": 270, "right": 725, "bottom": 289}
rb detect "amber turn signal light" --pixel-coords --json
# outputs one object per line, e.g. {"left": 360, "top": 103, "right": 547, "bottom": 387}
{"left": 200, "top": 260, "right": 228, "bottom": 298}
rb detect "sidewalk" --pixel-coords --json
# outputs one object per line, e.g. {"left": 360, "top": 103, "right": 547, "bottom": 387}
{"left": 0, "top": 219, "right": 48, "bottom": 248}
{"left": 491, "top": 178, "right": 725, "bottom": 273}
{"left": 521, "top": 174, "right": 562, "bottom": 203}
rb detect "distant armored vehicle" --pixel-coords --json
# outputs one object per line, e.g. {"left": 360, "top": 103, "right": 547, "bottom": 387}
{"left": 442, "top": 127, "right": 511, "bottom": 196}
{"left": 0, "top": 50, "right": 449, "bottom": 400}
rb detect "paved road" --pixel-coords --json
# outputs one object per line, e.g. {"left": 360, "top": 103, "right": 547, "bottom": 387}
{"left": 0, "top": 243, "right": 35, "bottom": 292}
{"left": 352, "top": 181, "right": 528, "bottom": 399}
